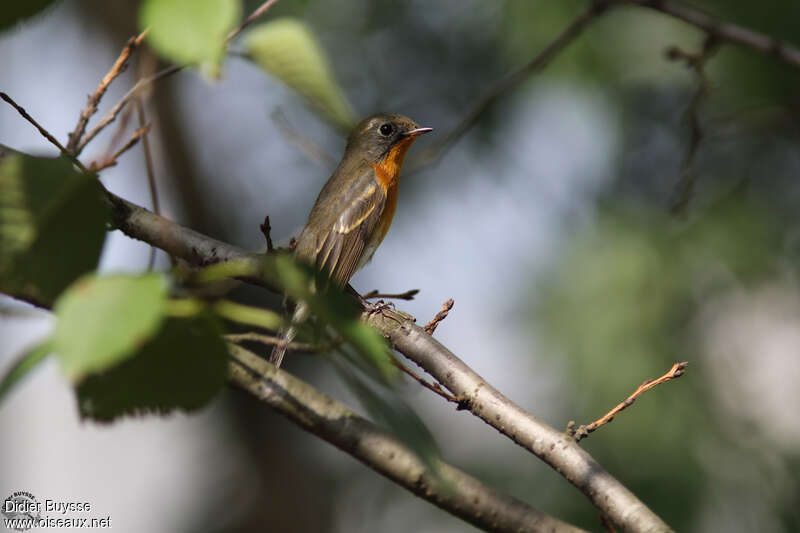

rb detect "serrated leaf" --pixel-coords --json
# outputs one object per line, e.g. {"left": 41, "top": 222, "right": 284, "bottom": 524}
{"left": 246, "top": 18, "right": 355, "bottom": 130}
{"left": 53, "top": 274, "right": 169, "bottom": 380}
{"left": 0, "top": 0, "right": 57, "bottom": 32}
{"left": 139, "top": 0, "right": 241, "bottom": 77}
{"left": 0, "top": 342, "right": 51, "bottom": 402}
{"left": 76, "top": 315, "right": 228, "bottom": 422}
{"left": 0, "top": 145, "right": 109, "bottom": 306}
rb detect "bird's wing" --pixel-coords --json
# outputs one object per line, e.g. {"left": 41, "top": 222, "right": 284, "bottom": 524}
{"left": 297, "top": 166, "right": 386, "bottom": 287}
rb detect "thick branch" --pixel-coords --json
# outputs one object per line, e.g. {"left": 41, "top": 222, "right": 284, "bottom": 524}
{"left": 104, "top": 192, "right": 672, "bottom": 532}
{"left": 365, "top": 313, "right": 672, "bottom": 533}
{"left": 229, "top": 345, "right": 585, "bottom": 533}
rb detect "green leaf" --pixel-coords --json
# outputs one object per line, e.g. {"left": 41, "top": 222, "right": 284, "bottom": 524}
{"left": 0, "top": 342, "right": 51, "bottom": 402}
{"left": 0, "top": 0, "right": 58, "bottom": 32}
{"left": 53, "top": 274, "right": 169, "bottom": 380}
{"left": 76, "top": 314, "right": 228, "bottom": 422}
{"left": 273, "top": 254, "right": 397, "bottom": 381}
{"left": 336, "top": 361, "right": 441, "bottom": 473}
{"left": 0, "top": 145, "right": 109, "bottom": 306}
{"left": 139, "top": 0, "right": 241, "bottom": 77}
{"left": 246, "top": 18, "right": 356, "bottom": 131}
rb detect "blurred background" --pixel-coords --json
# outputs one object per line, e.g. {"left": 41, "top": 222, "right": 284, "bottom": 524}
{"left": 1, "top": 0, "right": 799, "bottom": 531}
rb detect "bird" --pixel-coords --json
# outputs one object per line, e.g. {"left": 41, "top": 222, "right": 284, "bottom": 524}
{"left": 270, "top": 113, "right": 432, "bottom": 367}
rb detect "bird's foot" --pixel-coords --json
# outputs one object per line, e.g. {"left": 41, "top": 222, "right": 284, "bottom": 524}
{"left": 365, "top": 299, "right": 402, "bottom": 324}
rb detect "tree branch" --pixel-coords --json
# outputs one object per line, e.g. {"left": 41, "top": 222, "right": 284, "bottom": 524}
{"left": 102, "top": 191, "right": 672, "bottom": 532}
{"left": 412, "top": 1, "right": 609, "bottom": 169}
{"left": 228, "top": 345, "right": 586, "bottom": 533}
{"left": 624, "top": 0, "right": 800, "bottom": 70}
{"left": 66, "top": 30, "right": 148, "bottom": 156}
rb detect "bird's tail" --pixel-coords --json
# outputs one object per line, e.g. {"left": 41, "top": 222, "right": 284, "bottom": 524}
{"left": 269, "top": 300, "right": 310, "bottom": 368}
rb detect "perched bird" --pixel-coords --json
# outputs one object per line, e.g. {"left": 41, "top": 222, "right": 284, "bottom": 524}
{"left": 270, "top": 113, "right": 432, "bottom": 367}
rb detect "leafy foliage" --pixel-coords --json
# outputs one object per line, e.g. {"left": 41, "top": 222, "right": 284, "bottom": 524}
{"left": 246, "top": 17, "right": 356, "bottom": 131}
{"left": 76, "top": 315, "right": 228, "bottom": 422}
{"left": 52, "top": 274, "right": 169, "bottom": 380}
{"left": 272, "top": 254, "right": 397, "bottom": 382}
{"left": 0, "top": 0, "right": 58, "bottom": 31}
{"left": 139, "top": 0, "right": 241, "bottom": 77}
{"left": 0, "top": 145, "right": 108, "bottom": 307}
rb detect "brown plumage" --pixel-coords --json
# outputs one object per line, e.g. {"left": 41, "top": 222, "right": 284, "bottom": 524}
{"left": 270, "top": 113, "right": 431, "bottom": 366}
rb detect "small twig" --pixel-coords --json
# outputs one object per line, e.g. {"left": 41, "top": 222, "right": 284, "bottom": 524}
{"left": 666, "top": 36, "right": 719, "bottom": 214}
{"left": 96, "top": 104, "right": 135, "bottom": 165}
{"left": 67, "top": 30, "right": 148, "bottom": 156}
{"left": 89, "top": 124, "right": 150, "bottom": 171}
{"left": 411, "top": 1, "right": 608, "bottom": 170}
{"left": 0, "top": 92, "right": 89, "bottom": 174}
{"left": 567, "top": 361, "right": 689, "bottom": 442}
{"left": 225, "top": 0, "right": 281, "bottom": 43}
{"left": 134, "top": 97, "right": 162, "bottom": 270}
{"left": 362, "top": 289, "right": 419, "bottom": 301}
{"left": 225, "top": 332, "right": 334, "bottom": 353}
{"left": 424, "top": 298, "right": 455, "bottom": 335}
{"left": 272, "top": 109, "right": 338, "bottom": 170}
{"left": 260, "top": 216, "right": 275, "bottom": 252}
{"left": 77, "top": 65, "right": 183, "bottom": 154}
{"left": 391, "top": 357, "right": 459, "bottom": 403}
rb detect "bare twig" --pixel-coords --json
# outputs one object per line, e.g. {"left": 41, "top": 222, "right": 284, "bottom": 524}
{"left": 260, "top": 216, "right": 275, "bottom": 252}
{"left": 76, "top": 0, "right": 280, "bottom": 156}
{"left": 412, "top": 1, "right": 609, "bottom": 169}
{"left": 362, "top": 289, "right": 419, "bottom": 301}
{"left": 391, "top": 357, "right": 459, "bottom": 403}
{"left": 424, "top": 299, "right": 454, "bottom": 335}
{"left": 89, "top": 124, "right": 150, "bottom": 171}
{"left": 77, "top": 65, "right": 183, "bottom": 154}
{"left": 225, "top": 332, "right": 335, "bottom": 353}
{"left": 272, "top": 109, "right": 338, "bottom": 170}
{"left": 567, "top": 362, "right": 689, "bottom": 442}
{"left": 225, "top": 0, "right": 281, "bottom": 43}
{"left": 0, "top": 92, "right": 89, "bottom": 174}
{"left": 96, "top": 104, "right": 135, "bottom": 165}
{"left": 667, "top": 36, "right": 719, "bottom": 214}
{"left": 67, "top": 30, "right": 148, "bottom": 156}
{"left": 134, "top": 98, "right": 162, "bottom": 270}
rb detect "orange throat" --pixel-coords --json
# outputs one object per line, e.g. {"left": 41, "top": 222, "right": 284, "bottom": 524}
{"left": 371, "top": 136, "right": 416, "bottom": 190}
{"left": 368, "top": 136, "right": 416, "bottom": 254}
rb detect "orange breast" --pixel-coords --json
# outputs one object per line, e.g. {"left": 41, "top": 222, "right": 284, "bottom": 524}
{"left": 371, "top": 137, "right": 415, "bottom": 243}
{"left": 360, "top": 138, "right": 414, "bottom": 266}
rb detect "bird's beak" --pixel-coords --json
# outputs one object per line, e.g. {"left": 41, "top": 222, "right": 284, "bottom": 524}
{"left": 403, "top": 127, "right": 433, "bottom": 137}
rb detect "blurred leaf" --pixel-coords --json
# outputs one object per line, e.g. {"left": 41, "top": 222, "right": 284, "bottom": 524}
{"left": 0, "top": 0, "right": 57, "bottom": 32}
{"left": 53, "top": 274, "right": 169, "bottom": 380}
{"left": 246, "top": 17, "right": 356, "bottom": 130}
{"left": 336, "top": 360, "right": 441, "bottom": 473}
{"left": 76, "top": 314, "right": 228, "bottom": 422}
{"left": 0, "top": 342, "right": 50, "bottom": 402}
{"left": 0, "top": 145, "right": 108, "bottom": 307}
{"left": 273, "top": 254, "right": 397, "bottom": 381}
{"left": 139, "top": 0, "right": 241, "bottom": 77}
{"left": 213, "top": 299, "right": 283, "bottom": 330}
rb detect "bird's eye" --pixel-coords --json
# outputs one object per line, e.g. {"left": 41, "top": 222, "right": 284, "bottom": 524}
{"left": 379, "top": 123, "right": 394, "bottom": 136}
